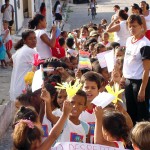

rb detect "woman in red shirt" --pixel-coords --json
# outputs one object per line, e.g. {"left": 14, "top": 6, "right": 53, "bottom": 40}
{"left": 40, "top": 2, "right": 46, "bottom": 17}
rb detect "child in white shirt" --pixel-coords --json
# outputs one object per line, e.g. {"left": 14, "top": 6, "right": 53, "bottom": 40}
{"left": 43, "top": 89, "right": 90, "bottom": 143}
{"left": 80, "top": 71, "right": 104, "bottom": 143}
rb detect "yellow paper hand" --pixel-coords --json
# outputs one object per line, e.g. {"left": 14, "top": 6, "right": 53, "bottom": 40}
{"left": 55, "top": 79, "right": 82, "bottom": 100}
{"left": 105, "top": 83, "right": 124, "bottom": 104}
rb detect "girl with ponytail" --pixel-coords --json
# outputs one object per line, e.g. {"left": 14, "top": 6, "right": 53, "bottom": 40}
{"left": 28, "top": 14, "right": 56, "bottom": 60}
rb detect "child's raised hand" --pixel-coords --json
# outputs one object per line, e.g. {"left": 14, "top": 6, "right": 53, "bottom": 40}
{"left": 62, "top": 101, "right": 73, "bottom": 117}
{"left": 75, "top": 69, "right": 82, "bottom": 79}
{"left": 94, "top": 106, "right": 103, "bottom": 119}
{"left": 115, "top": 102, "right": 124, "bottom": 113}
{"left": 40, "top": 87, "right": 51, "bottom": 103}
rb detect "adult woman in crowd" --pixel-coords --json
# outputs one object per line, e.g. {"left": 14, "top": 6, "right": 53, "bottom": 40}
{"left": 131, "top": 3, "right": 147, "bottom": 34}
{"left": 106, "top": 9, "right": 130, "bottom": 46}
{"left": 28, "top": 14, "right": 56, "bottom": 60}
{"left": 10, "top": 30, "right": 37, "bottom": 101}
{"left": 121, "top": 15, "right": 150, "bottom": 125}
{"left": 140, "top": 1, "right": 150, "bottom": 40}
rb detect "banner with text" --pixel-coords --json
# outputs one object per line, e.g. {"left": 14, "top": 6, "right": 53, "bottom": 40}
{"left": 51, "top": 142, "right": 127, "bottom": 150}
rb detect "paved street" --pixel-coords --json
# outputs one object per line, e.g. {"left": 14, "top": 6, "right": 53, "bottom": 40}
{"left": 0, "top": 0, "right": 144, "bottom": 149}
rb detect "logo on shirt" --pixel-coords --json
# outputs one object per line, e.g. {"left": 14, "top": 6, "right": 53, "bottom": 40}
{"left": 42, "top": 125, "right": 48, "bottom": 137}
{"left": 70, "top": 133, "right": 84, "bottom": 142}
{"left": 88, "top": 122, "right": 95, "bottom": 135}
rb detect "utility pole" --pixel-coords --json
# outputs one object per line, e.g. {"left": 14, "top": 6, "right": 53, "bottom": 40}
{"left": 45, "top": 0, "right": 53, "bottom": 31}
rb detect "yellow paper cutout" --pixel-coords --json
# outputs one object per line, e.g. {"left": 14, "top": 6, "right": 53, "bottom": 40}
{"left": 55, "top": 79, "right": 82, "bottom": 100}
{"left": 24, "top": 71, "right": 35, "bottom": 85}
{"left": 105, "top": 83, "right": 124, "bottom": 104}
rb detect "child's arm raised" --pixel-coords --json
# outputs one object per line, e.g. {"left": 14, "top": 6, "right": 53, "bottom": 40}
{"left": 115, "top": 103, "right": 133, "bottom": 130}
{"left": 94, "top": 106, "right": 116, "bottom": 147}
{"left": 40, "top": 88, "right": 59, "bottom": 124}
{"left": 37, "top": 100, "right": 72, "bottom": 150}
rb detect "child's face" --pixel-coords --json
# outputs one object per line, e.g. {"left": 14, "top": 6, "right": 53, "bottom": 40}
{"left": 3, "top": 23, "right": 8, "bottom": 29}
{"left": 81, "top": 28, "right": 88, "bottom": 37}
{"left": 103, "top": 34, "right": 109, "bottom": 42}
{"left": 101, "top": 68, "right": 110, "bottom": 82}
{"left": 115, "top": 50, "right": 124, "bottom": 58}
{"left": 71, "top": 58, "right": 78, "bottom": 69}
{"left": 82, "top": 80, "right": 99, "bottom": 103}
{"left": 24, "top": 32, "right": 37, "bottom": 48}
{"left": 57, "top": 90, "right": 67, "bottom": 109}
{"left": 70, "top": 95, "right": 86, "bottom": 117}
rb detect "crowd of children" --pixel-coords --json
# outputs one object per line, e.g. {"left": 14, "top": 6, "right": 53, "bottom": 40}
{"left": 5, "top": 1, "right": 150, "bottom": 150}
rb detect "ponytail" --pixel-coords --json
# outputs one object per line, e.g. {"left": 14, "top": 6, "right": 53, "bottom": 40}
{"left": 13, "top": 121, "right": 42, "bottom": 150}
{"left": 14, "top": 39, "right": 24, "bottom": 50}
{"left": 28, "top": 14, "right": 45, "bottom": 29}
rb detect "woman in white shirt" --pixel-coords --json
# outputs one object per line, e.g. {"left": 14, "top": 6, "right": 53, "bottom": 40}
{"left": 106, "top": 9, "right": 130, "bottom": 46}
{"left": 121, "top": 15, "right": 150, "bottom": 125}
{"left": 28, "top": 14, "right": 56, "bottom": 59}
{"left": 10, "top": 30, "right": 37, "bottom": 101}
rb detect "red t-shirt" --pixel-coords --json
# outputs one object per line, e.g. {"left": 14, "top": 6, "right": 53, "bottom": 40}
{"left": 51, "top": 37, "right": 66, "bottom": 59}
{"left": 41, "top": 7, "right": 46, "bottom": 16}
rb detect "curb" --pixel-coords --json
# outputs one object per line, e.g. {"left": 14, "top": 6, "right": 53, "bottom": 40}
{"left": 0, "top": 101, "right": 15, "bottom": 139}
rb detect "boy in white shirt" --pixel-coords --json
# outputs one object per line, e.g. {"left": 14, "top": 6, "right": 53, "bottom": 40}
{"left": 43, "top": 89, "right": 90, "bottom": 143}
{"left": 80, "top": 71, "right": 104, "bottom": 143}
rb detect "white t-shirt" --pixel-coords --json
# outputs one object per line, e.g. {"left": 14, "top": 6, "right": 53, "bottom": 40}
{"left": 10, "top": 45, "right": 37, "bottom": 101}
{"left": 80, "top": 111, "right": 95, "bottom": 143}
{"left": 114, "top": 20, "right": 130, "bottom": 46}
{"left": 55, "top": 4, "right": 61, "bottom": 14}
{"left": 1, "top": 29, "right": 11, "bottom": 43}
{"left": 35, "top": 29, "right": 52, "bottom": 59}
{"left": 123, "top": 36, "right": 150, "bottom": 79}
{"left": 56, "top": 119, "right": 89, "bottom": 143}
{"left": 2, "top": 4, "right": 13, "bottom": 21}
{"left": 100, "top": 41, "right": 111, "bottom": 48}
{"left": 67, "top": 48, "right": 78, "bottom": 57}
{"left": 145, "top": 10, "right": 150, "bottom": 30}
{"left": 42, "top": 115, "right": 52, "bottom": 142}
{"left": 52, "top": 108, "right": 62, "bottom": 117}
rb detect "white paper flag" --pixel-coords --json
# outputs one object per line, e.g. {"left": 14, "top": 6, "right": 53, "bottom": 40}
{"left": 97, "top": 51, "right": 110, "bottom": 68}
{"left": 104, "top": 50, "right": 115, "bottom": 72}
{"left": 92, "top": 92, "right": 115, "bottom": 108}
{"left": 32, "top": 69, "right": 43, "bottom": 92}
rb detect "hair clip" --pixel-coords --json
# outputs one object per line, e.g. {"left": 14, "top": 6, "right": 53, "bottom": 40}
{"left": 15, "top": 119, "right": 34, "bottom": 129}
